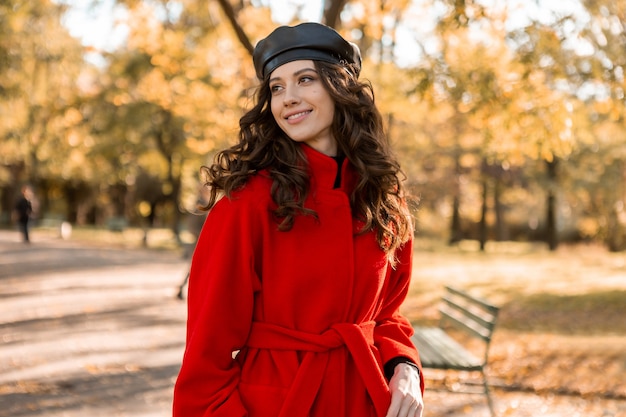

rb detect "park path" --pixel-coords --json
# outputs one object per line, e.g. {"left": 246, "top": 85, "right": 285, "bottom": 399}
{"left": 0, "top": 229, "right": 624, "bottom": 417}
{"left": 0, "top": 230, "right": 188, "bottom": 417}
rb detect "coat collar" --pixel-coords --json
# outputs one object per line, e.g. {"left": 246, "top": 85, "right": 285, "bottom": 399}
{"left": 301, "top": 144, "right": 357, "bottom": 192}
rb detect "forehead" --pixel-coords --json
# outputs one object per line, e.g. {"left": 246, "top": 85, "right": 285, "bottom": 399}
{"left": 269, "top": 59, "right": 316, "bottom": 79}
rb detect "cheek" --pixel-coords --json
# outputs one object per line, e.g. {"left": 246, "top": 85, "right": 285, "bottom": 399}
{"left": 319, "top": 93, "right": 335, "bottom": 118}
{"left": 322, "top": 101, "right": 335, "bottom": 124}
{"left": 270, "top": 100, "right": 284, "bottom": 125}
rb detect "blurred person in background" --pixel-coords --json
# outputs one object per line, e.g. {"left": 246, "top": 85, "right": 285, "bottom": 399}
{"left": 13, "top": 185, "right": 34, "bottom": 244}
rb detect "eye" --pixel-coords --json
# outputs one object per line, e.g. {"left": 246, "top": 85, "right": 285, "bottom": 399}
{"left": 299, "top": 75, "right": 315, "bottom": 84}
{"left": 270, "top": 84, "right": 284, "bottom": 94}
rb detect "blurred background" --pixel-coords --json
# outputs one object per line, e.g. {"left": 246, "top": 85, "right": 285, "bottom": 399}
{"left": 1, "top": 0, "right": 625, "bottom": 250}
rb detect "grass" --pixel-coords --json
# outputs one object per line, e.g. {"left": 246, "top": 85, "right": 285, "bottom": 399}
{"left": 404, "top": 239, "right": 626, "bottom": 400}
{"left": 501, "top": 290, "right": 626, "bottom": 334}
{"left": 34, "top": 223, "right": 197, "bottom": 252}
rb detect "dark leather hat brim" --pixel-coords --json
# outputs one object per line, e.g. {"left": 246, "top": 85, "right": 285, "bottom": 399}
{"left": 262, "top": 48, "right": 342, "bottom": 79}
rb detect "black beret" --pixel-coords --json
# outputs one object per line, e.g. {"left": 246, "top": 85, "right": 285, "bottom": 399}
{"left": 253, "top": 22, "right": 362, "bottom": 80}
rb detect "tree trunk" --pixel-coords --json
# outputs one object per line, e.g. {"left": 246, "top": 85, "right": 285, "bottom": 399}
{"left": 478, "top": 177, "right": 488, "bottom": 251}
{"left": 546, "top": 158, "right": 559, "bottom": 251}
{"left": 606, "top": 160, "right": 626, "bottom": 251}
{"left": 215, "top": 0, "right": 254, "bottom": 55}
{"left": 493, "top": 175, "right": 507, "bottom": 241}
{"left": 323, "top": 0, "right": 348, "bottom": 28}
{"left": 448, "top": 144, "right": 463, "bottom": 245}
{"left": 449, "top": 195, "right": 462, "bottom": 245}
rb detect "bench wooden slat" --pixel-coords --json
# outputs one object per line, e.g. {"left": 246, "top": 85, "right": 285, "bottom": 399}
{"left": 440, "top": 305, "right": 492, "bottom": 341}
{"left": 442, "top": 297, "right": 497, "bottom": 332}
{"left": 412, "top": 327, "right": 483, "bottom": 370}
{"left": 445, "top": 285, "right": 499, "bottom": 315}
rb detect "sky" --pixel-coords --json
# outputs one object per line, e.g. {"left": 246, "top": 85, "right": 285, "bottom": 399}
{"left": 57, "top": 0, "right": 128, "bottom": 51}
{"left": 57, "top": 0, "right": 318, "bottom": 52}
{"left": 56, "top": 0, "right": 589, "bottom": 67}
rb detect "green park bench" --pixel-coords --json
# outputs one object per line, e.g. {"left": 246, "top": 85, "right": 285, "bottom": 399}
{"left": 106, "top": 216, "right": 128, "bottom": 232}
{"left": 411, "top": 286, "right": 500, "bottom": 416}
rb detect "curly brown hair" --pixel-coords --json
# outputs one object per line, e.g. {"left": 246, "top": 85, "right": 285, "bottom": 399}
{"left": 200, "top": 60, "right": 413, "bottom": 255}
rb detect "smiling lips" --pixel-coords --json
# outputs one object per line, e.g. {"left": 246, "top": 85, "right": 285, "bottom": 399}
{"left": 286, "top": 110, "right": 312, "bottom": 122}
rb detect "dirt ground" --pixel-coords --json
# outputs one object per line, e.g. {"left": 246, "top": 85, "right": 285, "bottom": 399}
{"left": 1, "top": 229, "right": 625, "bottom": 416}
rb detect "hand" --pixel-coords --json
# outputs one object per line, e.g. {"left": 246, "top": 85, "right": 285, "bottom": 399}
{"left": 385, "top": 362, "right": 424, "bottom": 417}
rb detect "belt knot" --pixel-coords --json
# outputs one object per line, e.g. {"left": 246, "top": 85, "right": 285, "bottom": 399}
{"left": 245, "top": 320, "right": 389, "bottom": 417}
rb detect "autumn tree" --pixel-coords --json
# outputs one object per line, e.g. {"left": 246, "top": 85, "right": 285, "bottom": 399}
{"left": 2, "top": 0, "right": 623, "bottom": 252}
{"left": 81, "top": 0, "right": 267, "bottom": 239}
{"left": 570, "top": 0, "right": 626, "bottom": 250}
{"left": 0, "top": 0, "right": 87, "bottom": 223}
{"left": 398, "top": 0, "right": 599, "bottom": 250}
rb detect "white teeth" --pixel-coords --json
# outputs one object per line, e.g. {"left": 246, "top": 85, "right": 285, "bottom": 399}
{"left": 287, "top": 111, "right": 310, "bottom": 120}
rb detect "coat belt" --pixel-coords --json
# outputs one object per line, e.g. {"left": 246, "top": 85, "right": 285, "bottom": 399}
{"left": 246, "top": 320, "right": 390, "bottom": 417}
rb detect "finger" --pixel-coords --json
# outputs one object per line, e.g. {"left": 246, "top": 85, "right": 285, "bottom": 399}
{"left": 413, "top": 400, "right": 424, "bottom": 417}
{"left": 385, "top": 395, "right": 401, "bottom": 417}
{"left": 394, "top": 397, "right": 418, "bottom": 417}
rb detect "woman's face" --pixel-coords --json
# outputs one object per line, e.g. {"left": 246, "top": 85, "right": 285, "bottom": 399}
{"left": 269, "top": 60, "right": 337, "bottom": 156}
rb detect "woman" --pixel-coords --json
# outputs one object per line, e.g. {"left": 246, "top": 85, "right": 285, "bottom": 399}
{"left": 173, "top": 22, "right": 424, "bottom": 417}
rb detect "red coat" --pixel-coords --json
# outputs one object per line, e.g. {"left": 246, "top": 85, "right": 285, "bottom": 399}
{"left": 173, "top": 144, "right": 423, "bottom": 417}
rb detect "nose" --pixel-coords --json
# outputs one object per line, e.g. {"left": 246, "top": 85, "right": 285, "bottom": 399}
{"left": 282, "top": 85, "right": 300, "bottom": 106}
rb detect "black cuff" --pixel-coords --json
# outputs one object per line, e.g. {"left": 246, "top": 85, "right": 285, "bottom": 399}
{"left": 384, "top": 356, "right": 420, "bottom": 380}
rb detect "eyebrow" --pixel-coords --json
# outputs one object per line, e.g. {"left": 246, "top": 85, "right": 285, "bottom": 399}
{"left": 269, "top": 67, "right": 318, "bottom": 84}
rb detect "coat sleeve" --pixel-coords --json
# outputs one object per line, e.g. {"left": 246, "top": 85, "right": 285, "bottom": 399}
{"left": 173, "top": 193, "right": 263, "bottom": 417}
{"left": 373, "top": 238, "right": 425, "bottom": 393}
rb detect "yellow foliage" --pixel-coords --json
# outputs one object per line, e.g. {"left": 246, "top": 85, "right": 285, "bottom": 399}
{"left": 136, "top": 69, "right": 171, "bottom": 108}
{"left": 187, "top": 137, "right": 216, "bottom": 155}
{"left": 63, "top": 108, "right": 83, "bottom": 127}
{"left": 112, "top": 92, "right": 132, "bottom": 107}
